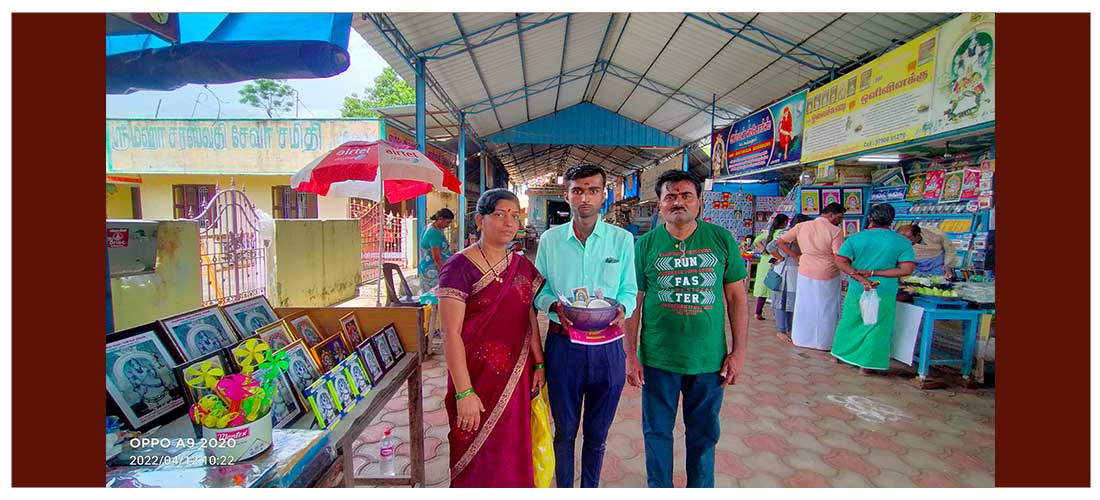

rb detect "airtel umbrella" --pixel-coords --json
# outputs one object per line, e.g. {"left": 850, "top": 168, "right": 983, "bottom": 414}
{"left": 292, "top": 140, "right": 461, "bottom": 305}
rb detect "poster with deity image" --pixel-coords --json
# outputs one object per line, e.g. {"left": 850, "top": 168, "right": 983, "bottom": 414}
{"left": 106, "top": 325, "right": 187, "bottom": 432}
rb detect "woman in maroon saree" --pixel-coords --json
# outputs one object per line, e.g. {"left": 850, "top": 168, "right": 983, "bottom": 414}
{"left": 437, "top": 189, "right": 546, "bottom": 488}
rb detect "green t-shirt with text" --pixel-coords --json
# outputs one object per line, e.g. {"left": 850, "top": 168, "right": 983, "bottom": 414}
{"left": 635, "top": 221, "right": 747, "bottom": 375}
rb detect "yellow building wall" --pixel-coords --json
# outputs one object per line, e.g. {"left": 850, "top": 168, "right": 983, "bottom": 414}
{"left": 137, "top": 173, "right": 352, "bottom": 221}
{"left": 268, "top": 219, "right": 361, "bottom": 307}
{"left": 137, "top": 174, "right": 290, "bottom": 220}
{"left": 111, "top": 220, "right": 203, "bottom": 330}
{"left": 106, "top": 184, "right": 134, "bottom": 219}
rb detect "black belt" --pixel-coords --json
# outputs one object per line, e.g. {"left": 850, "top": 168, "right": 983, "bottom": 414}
{"left": 547, "top": 322, "right": 567, "bottom": 336}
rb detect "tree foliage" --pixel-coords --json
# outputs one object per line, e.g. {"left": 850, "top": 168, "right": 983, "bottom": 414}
{"left": 238, "top": 79, "right": 296, "bottom": 118}
{"left": 341, "top": 67, "right": 416, "bottom": 118}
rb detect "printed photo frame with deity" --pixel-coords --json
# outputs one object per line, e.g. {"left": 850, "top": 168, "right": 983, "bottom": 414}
{"left": 303, "top": 375, "right": 341, "bottom": 430}
{"left": 356, "top": 338, "right": 386, "bottom": 383}
{"left": 106, "top": 323, "right": 189, "bottom": 432}
{"left": 277, "top": 339, "right": 321, "bottom": 412}
{"left": 255, "top": 319, "right": 297, "bottom": 352}
{"left": 254, "top": 366, "right": 306, "bottom": 429}
{"left": 310, "top": 333, "right": 351, "bottom": 373}
{"left": 380, "top": 323, "right": 406, "bottom": 362}
{"left": 284, "top": 311, "right": 325, "bottom": 347}
{"left": 338, "top": 312, "right": 367, "bottom": 346}
{"left": 174, "top": 349, "right": 232, "bottom": 406}
{"left": 220, "top": 296, "right": 278, "bottom": 338}
{"left": 159, "top": 305, "right": 240, "bottom": 362}
{"left": 340, "top": 354, "right": 373, "bottom": 400}
{"left": 325, "top": 363, "right": 357, "bottom": 416}
{"left": 371, "top": 332, "right": 397, "bottom": 371}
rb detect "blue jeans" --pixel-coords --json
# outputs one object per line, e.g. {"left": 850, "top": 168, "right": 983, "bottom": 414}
{"left": 641, "top": 364, "right": 725, "bottom": 488}
{"left": 545, "top": 330, "right": 626, "bottom": 487}
{"left": 774, "top": 307, "right": 794, "bottom": 333}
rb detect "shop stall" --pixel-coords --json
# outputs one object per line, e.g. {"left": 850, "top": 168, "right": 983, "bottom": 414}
{"left": 709, "top": 12, "right": 996, "bottom": 386}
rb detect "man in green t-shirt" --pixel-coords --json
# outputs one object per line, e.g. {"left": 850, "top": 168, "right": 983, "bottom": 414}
{"left": 624, "top": 170, "right": 749, "bottom": 488}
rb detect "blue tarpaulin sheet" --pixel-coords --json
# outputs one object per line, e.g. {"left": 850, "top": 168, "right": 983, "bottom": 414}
{"left": 106, "top": 13, "right": 352, "bottom": 94}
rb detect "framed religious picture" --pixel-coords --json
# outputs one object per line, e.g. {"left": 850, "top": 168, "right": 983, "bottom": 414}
{"left": 106, "top": 323, "right": 188, "bottom": 432}
{"left": 799, "top": 189, "right": 820, "bottom": 215}
{"left": 174, "top": 350, "right": 232, "bottom": 406}
{"left": 159, "top": 306, "right": 239, "bottom": 362}
{"left": 255, "top": 320, "right": 297, "bottom": 351}
{"left": 325, "top": 363, "right": 358, "bottom": 416}
{"left": 226, "top": 335, "right": 263, "bottom": 372}
{"left": 371, "top": 332, "right": 397, "bottom": 372}
{"left": 843, "top": 219, "right": 861, "bottom": 237}
{"left": 303, "top": 375, "right": 341, "bottom": 430}
{"left": 277, "top": 340, "right": 321, "bottom": 411}
{"left": 842, "top": 188, "right": 863, "bottom": 215}
{"left": 254, "top": 366, "right": 306, "bottom": 429}
{"left": 820, "top": 188, "right": 841, "bottom": 208}
{"left": 940, "top": 170, "right": 964, "bottom": 203}
{"left": 356, "top": 338, "right": 386, "bottom": 383}
{"left": 220, "top": 296, "right": 278, "bottom": 338}
{"left": 284, "top": 311, "right": 325, "bottom": 347}
{"left": 905, "top": 174, "right": 926, "bottom": 202}
{"left": 340, "top": 354, "right": 373, "bottom": 399}
{"left": 379, "top": 324, "right": 406, "bottom": 362}
{"left": 310, "top": 333, "right": 351, "bottom": 373}
{"left": 338, "top": 312, "right": 366, "bottom": 346}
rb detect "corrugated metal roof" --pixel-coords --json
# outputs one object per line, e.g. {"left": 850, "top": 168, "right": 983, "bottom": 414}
{"left": 486, "top": 102, "right": 684, "bottom": 147}
{"left": 355, "top": 12, "right": 954, "bottom": 182}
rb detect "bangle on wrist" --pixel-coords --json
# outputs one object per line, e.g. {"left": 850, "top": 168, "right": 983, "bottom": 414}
{"left": 533, "top": 363, "right": 545, "bottom": 370}
{"left": 455, "top": 388, "right": 475, "bottom": 400}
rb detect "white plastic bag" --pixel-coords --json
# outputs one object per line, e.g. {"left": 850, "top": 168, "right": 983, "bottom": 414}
{"left": 860, "top": 288, "right": 880, "bottom": 326}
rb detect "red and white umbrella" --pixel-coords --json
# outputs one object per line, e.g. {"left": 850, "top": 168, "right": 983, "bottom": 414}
{"left": 292, "top": 140, "right": 461, "bottom": 203}
{"left": 292, "top": 139, "right": 462, "bottom": 306}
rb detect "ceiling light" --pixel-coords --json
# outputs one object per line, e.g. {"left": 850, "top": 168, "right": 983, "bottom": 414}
{"left": 857, "top": 154, "right": 901, "bottom": 163}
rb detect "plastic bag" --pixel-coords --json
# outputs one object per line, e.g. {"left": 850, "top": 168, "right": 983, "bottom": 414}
{"left": 531, "top": 388, "right": 555, "bottom": 488}
{"left": 860, "top": 288, "right": 881, "bottom": 325}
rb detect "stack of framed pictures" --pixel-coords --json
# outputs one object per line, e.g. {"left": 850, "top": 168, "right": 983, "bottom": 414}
{"left": 107, "top": 301, "right": 416, "bottom": 434}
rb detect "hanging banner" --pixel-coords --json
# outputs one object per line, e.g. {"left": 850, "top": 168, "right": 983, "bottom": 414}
{"left": 929, "top": 13, "right": 995, "bottom": 135}
{"left": 711, "top": 91, "right": 807, "bottom": 177}
{"left": 802, "top": 29, "right": 940, "bottom": 163}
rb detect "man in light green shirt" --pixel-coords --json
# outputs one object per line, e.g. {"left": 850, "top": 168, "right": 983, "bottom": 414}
{"left": 534, "top": 164, "right": 638, "bottom": 487}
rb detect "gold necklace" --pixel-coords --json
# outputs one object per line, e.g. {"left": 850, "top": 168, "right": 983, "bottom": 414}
{"left": 477, "top": 242, "right": 509, "bottom": 283}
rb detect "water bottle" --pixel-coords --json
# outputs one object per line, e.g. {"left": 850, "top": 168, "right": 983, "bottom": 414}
{"left": 379, "top": 429, "right": 396, "bottom": 476}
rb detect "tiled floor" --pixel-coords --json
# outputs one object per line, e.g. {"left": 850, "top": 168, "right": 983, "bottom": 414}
{"left": 350, "top": 300, "right": 995, "bottom": 488}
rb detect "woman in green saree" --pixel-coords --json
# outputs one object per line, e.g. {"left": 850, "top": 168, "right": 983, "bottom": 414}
{"left": 831, "top": 203, "right": 916, "bottom": 375}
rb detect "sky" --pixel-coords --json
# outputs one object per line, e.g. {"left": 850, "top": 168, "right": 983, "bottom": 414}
{"left": 105, "top": 31, "right": 389, "bottom": 119}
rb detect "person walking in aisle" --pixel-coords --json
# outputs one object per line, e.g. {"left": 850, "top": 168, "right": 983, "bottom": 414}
{"left": 625, "top": 170, "right": 749, "bottom": 488}
{"left": 832, "top": 204, "right": 916, "bottom": 375}
{"left": 775, "top": 203, "right": 846, "bottom": 351}
{"left": 750, "top": 214, "right": 790, "bottom": 320}
{"left": 767, "top": 213, "right": 812, "bottom": 343}
{"left": 534, "top": 164, "right": 638, "bottom": 488}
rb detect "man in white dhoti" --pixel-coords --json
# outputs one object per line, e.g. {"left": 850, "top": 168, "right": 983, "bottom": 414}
{"left": 775, "top": 203, "right": 846, "bottom": 350}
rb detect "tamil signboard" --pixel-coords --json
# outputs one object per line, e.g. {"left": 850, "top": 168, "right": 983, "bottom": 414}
{"left": 801, "top": 29, "right": 940, "bottom": 163}
{"left": 106, "top": 119, "right": 383, "bottom": 174}
{"left": 712, "top": 90, "right": 807, "bottom": 177}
